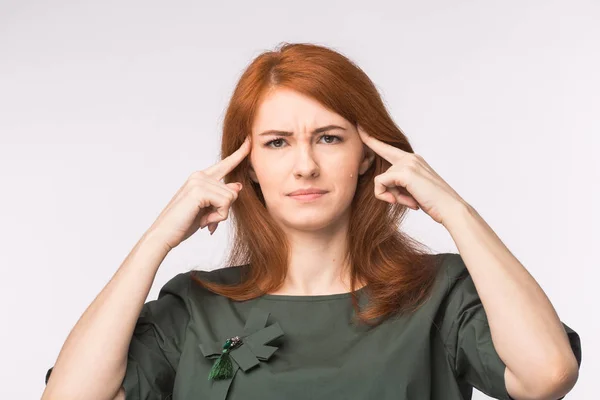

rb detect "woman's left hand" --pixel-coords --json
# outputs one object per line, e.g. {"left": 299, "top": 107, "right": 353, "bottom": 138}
{"left": 357, "top": 125, "right": 468, "bottom": 225}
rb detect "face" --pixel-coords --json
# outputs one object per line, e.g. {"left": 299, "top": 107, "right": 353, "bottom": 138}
{"left": 249, "top": 87, "right": 374, "bottom": 232}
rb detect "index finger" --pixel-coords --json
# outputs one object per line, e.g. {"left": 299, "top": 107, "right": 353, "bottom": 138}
{"left": 204, "top": 136, "right": 252, "bottom": 180}
{"left": 357, "top": 125, "right": 407, "bottom": 163}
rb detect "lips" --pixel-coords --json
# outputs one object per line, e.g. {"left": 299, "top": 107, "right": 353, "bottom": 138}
{"left": 287, "top": 188, "right": 328, "bottom": 196}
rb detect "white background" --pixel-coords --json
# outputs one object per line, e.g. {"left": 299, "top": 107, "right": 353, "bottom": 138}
{"left": 0, "top": 0, "right": 597, "bottom": 398}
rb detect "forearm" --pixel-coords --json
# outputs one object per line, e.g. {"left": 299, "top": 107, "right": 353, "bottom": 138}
{"left": 442, "top": 203, "right": 578, "bottom": 397}
{"left": 42, "top": 232, "right": 171, "bottom": 400}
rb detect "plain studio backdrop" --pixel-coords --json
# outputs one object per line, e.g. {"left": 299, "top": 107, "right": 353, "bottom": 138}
{"left": 0, "top": 0, "right": 597, "bottom": 398}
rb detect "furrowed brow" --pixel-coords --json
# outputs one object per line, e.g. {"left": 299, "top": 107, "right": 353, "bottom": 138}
{"left": 258, "top": 125, "right": 346, "bottom": 137}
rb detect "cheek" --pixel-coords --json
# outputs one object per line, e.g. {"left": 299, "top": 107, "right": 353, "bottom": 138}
{"left": 329, "top": 150, "right": 361, "bottom": 176}
{"left": 333, "top": 167, "right": 357, "bottom": 182}
{"left": 329, "top": 160, "right": 361, "bottom": 198}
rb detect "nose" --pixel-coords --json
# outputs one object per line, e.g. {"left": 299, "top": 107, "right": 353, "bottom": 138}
{"left": 292, "top": 144, "right": 320, "bottom": 179}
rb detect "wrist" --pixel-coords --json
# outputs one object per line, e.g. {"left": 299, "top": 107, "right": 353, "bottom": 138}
{"left": 441, "top": 201, "right": 477, "bottom": 230}
{"left": 138, "top": 230, "right": 173, "bottom": 255}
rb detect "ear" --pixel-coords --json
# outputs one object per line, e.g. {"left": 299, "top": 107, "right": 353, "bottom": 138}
{"left": 358, "top": 145, "right": 375, "bottom": 175}
{"left": 248, "top": 160, "right": 259, "bottom": 183}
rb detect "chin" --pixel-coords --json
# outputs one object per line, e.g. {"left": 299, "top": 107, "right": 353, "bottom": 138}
{"left": 280, "top": 210, "right": 348, "bottom": 231}
{"left": 284, "top": 221, "right": 334, "bottom": 232}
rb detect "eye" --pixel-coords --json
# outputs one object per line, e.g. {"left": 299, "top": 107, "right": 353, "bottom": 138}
{"left": 263, "top": 135, "right": 343, "bottom": 149}
{"left": 264, "top": 138, "right": 287, "bottom": 148}
{"left": 320, "top": 135, "right": 342, "bottom": 144}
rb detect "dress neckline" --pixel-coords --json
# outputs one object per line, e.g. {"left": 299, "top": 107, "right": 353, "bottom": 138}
{"left": 260, "top": 284, "right": 369, "bottom": 302}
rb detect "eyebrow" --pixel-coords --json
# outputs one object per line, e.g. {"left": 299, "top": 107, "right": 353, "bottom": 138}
{"left": 258, "top": 124, "right": 347, "bottom": 137}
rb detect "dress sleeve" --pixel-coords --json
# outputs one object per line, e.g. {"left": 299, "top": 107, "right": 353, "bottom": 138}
{"left": 45, "top": 271, "right": 192, "bottom": 400}
{"left": 437, "top": 253, "right": 582, "bottom": 400}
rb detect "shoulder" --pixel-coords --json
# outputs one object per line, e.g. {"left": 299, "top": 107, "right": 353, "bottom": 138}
{"left": 155, "top": 269, "right": 192, "bottom": 298}
{"left": 432, "top": 252, "right": 471, "bottom": 287}
{"left": 185, "top": 264, "right": 249, "bottom": 300}
{"left": 422, "top": 252, "right": 474, "bottom": 311}
{"left": 433, "top": 252, "right": 482, "bottom": 323}
{"left": 155, "top": 264, "right": 245, "bottom": 301}
{"left": 189, "top": 264, "right": 247, "bottom": 285}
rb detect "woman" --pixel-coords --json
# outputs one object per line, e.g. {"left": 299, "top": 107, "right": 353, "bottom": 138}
{"left": 43, "top": 43, "right": 581, "bottom": 400}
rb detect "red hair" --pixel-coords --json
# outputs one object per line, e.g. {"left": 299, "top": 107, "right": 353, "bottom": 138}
{"left": 192, "top": 42, "right": 440, "bottom": 327}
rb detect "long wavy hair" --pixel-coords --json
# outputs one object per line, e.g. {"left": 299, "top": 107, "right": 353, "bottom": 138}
{"left": 191, "top": 42, "right": 441, "bottom": 327}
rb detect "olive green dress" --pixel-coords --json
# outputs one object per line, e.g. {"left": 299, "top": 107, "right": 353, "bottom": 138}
{"left": 45, "top": 253, "right": 582, "bottom": 399}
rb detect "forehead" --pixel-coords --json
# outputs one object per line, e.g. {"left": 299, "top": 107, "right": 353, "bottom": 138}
{"left": 252, "top": 88, "right": 347, "bottom": 133}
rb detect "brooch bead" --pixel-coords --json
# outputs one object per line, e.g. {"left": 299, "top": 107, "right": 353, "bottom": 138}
{"left": 208, "top": 336, "right": 244, "bottom": 381}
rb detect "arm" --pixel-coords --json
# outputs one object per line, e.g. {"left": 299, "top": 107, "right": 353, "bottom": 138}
{"left": 113, "top": 388, "right": 125, "bottom": 400}
{"left": 41, "top": 232, "right": 171, "bottom": 400}
{"left": 443, "top": 203, "right": 579, "bottom": 400}
{"left": 355, "top": 126, "right": 579, "bottom": 399}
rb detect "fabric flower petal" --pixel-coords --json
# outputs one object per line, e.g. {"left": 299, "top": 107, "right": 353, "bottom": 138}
{"left": 199, "top": 306, "right": 285, "bottom": 400}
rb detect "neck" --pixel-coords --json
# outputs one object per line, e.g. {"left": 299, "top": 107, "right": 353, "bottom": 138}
{"left": 270, "top": 214, "right": 364, "bottom": 296}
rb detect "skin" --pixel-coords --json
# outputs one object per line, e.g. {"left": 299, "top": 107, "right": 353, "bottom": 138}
{"left": 248, "top": 87, "right": 374, "bottom": 295}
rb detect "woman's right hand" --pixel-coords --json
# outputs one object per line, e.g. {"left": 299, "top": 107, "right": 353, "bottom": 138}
{"left": 145, "top": 137, "right": 252, "bottom": 251}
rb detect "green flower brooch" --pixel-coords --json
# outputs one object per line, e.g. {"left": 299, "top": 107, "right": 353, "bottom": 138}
{"left": 199, "top": 306, "right": 284, "bottom": 399}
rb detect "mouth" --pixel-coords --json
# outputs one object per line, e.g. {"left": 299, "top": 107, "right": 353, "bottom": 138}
{"left": 287, "top": 192, "right": 328, "bottom": 202}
